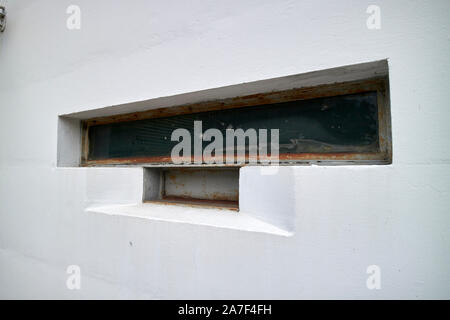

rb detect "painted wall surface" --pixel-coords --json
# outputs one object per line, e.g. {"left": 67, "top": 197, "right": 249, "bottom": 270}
{"left": 0, "top": 0, "right": 449, "bottom": 299}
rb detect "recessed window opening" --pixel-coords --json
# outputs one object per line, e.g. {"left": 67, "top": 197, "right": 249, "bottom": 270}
{"left": 143, "top": 167, "right": 239, "bottom": 211}
{"left": 72, "top": 69, "right": 391, "bottom": 210}
{"left": 81, "top": 78, "right": 391, "bottom": 166}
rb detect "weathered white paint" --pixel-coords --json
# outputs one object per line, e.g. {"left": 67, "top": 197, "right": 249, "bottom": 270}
{"left": 0, "top": 0, "right": 449, "bottom": 299}
{"left": 61, "top": 59, "right": 388, "bottom": 119}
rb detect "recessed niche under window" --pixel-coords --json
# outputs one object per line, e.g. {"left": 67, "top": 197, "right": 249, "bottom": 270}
{"left": 143, "top": 167, "right": 240, "bottom": 210}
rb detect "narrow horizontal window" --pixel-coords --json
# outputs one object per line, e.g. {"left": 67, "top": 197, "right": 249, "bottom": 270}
{"left": 81, "top": 78, "right": 391, "bottom": 166}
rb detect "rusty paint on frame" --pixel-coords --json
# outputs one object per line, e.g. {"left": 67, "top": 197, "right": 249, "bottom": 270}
{"left": 84, "top": 78, "right": 387, "bottom": 127}
{"left": 144, "top": 197, "right": 239, "bottom": 211}
{"left": 161, "top": 167, "right": 239, "bottom": 202}
{"left": 80, "top": 77, "right": 392, "bottom": 166}
{"left": 82, "top": 152, "right": 390, "bottom": 166}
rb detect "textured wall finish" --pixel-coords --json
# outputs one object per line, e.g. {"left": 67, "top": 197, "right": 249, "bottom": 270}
{"left": 0, "top": 0, "right": 449, "bottom": 299}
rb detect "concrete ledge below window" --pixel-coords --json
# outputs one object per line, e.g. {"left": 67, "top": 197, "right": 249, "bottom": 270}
{"left": 86, "top": 203, "right": 292, "bottom": 237}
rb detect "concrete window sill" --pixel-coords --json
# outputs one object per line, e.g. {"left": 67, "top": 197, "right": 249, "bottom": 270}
{"left": 86, "top": 202, "right": 292, "bottom": 237}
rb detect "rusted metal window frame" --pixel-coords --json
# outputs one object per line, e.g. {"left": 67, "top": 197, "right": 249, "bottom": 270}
{"left": 143, "top": 167, "right": 240, "bottom": 211}
{"left": 80, "top": 77, "right": 392, "bottom": 166}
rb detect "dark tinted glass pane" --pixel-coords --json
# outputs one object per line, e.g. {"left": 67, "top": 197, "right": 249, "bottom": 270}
{"left": 88, "top": 91, "right": 379, "bottom": 160}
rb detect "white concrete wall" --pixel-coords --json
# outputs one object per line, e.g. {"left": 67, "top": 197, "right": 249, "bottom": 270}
{"left": 0, "top": 0, "right": 449, "bottom": 299}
